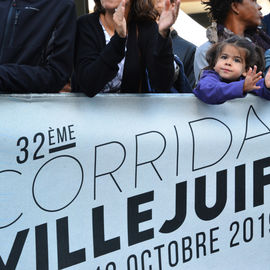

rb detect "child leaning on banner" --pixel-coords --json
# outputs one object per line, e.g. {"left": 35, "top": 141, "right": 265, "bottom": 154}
{"left": 193, "top": 36, "right": 270, "bottom": 104}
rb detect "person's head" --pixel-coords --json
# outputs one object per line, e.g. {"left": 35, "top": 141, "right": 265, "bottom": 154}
{"left": 206, "top": 36, "right": 265, "bottom": 81}
{"left": 94, "top": 0, "right": 157, "bottom": 22}
{"left": 202, "top": 0, "right": 262, "bottom": 28}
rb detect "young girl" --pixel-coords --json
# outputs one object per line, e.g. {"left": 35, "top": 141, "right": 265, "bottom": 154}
{"left": 193, "top": 36, "right": 270, "bottom": 104}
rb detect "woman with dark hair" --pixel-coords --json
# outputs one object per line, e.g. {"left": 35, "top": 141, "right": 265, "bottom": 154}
{"left": 73, "top": 0, "right": 180, "bottom": 96}
{"left": 194, "top": 0, "right": 270, "bottom": 82}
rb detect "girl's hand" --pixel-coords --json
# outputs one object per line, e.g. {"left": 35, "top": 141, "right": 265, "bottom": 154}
{"left": 264, "top": 68, "right": 270, "bottom": 88}
{"left": 158, "top": 0, "right": 180, "bottom": 38}
{"left": 243, "top": 66, "right": 262, "bottom": 92}
{"left": 113, "top": 0, "right": 127, "bottom": 38}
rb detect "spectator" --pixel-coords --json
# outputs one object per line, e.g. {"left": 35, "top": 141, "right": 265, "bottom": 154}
{"left": 194, "top": 0, "right": 270, "bottom": 82}
{"left": 193, "top": 36, "right": 270, "bottom": 104}
{"left": 73, "top": 0, "right": 180, "bottom": 96}
{"left": 155, "top": 0, "right": 197, "bottom": 88}
{"left": 0, "top": 0, "right": 76, "bottom": 93}
{"left": 262, "top": 0, "right": 270, "bottom": 36}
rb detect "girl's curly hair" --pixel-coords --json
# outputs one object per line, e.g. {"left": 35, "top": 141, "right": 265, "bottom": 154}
{"left": 201, "top": 0, "right": 242, "bottom": 25}
{"left": 206, "top": 36, "right": 265, "bottom": 73}
{"left": 94, "top": 0, "right": 158, "bottom": 22}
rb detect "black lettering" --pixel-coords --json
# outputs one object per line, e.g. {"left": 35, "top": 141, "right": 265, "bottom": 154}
{"left": 92, "top": 206, "right": 120, "bottom": 258}
{"left": 128, "top": 191, "right": 154, "bottom": 246}
{"left": 153, "top": 244, "right": 164, "bottom": 270}
{"left": 48, "top": 127, "right": 55, "bottom": 146}
{"left": 210, "top": 227, "right": 219, "bottom": 253}
{"left": 135, "top": 131, "right": 166, "bottom": 188}
{"left": 94, "top": 142, "right": 125, "bottom": 200}
{"left": 57, "top": 127, "right": 67, "bottom": 143}
{"left": 182, "top": 236, "right": 192, "bottom": 263}
{"left": 160, "top": 182, "right": 187, "bottom": 233}
{"left": 0, "top": 229, "right": 29, "bottom": 269}
{"left": 235, "top": 164, "right": 246, "bottom": 212}
{"left": 237, "top": 106, "right": 270, "bottom": 159}
{"left": 195, "top": 232, "right": 206, "bottom": 258}
{"left": 16, "top": 136, "right": 29, "bottom": 163}
{"left": 0, "top": 170, "right": 22, "bottom": 229}
{"left": 33, "top": 133, "right": 45, "bottom": 160}
{"left": 168, "top": 241, "right": 179, "bottom": 267}
{"left": 254, "top": 157, "right": 270, "bottom": 207}
{"left": 57, "top": 217, "right": 86, "bottom": 269}
{"left": 68, "top": 125, "right": 76, "bottom": 140}
{"left": 141, "top": 250, "right": 152, "bottom": 270}
{"left": 195, "top": 170, "right": 227, "bottom": 220}
{"left": 189, "top": 118, "right": 232, "bottom": 171}
{"left": 127, "top": 254, "right": 138, "bottom": 270}
{"left": 36, "top": 223, "right": 48, "bottom": 270}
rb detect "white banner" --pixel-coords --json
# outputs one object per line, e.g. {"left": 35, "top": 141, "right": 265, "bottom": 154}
{"left": 0, "top": 93, "right": 270, "bottom": 270}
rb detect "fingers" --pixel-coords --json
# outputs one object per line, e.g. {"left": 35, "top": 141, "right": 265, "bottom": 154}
{"left": 113, "top": 0, "right": 127, "bottom": 38}
{"left": 164, "top": 0, "right": 170, "bottom": 11}
{"left": 252, "top": 65, "right": 257, "bottom": 75}
{"left": 246, "top": 67, "right": 252, "bottom": 76}
{"left": 115, "top": 0, "right": 125, "bottom": 18}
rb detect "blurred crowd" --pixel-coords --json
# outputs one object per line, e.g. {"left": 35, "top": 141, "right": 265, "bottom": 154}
{"left": 1, "top": 0, "right": 270, "bottom": 104}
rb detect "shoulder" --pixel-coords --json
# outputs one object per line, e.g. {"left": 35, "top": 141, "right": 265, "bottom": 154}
{"left": 56, "top": 0, "right": 76, "bottom": 9}
{"left": 77, "top": 12, "right": 99, "bottom": 25}
{"left": 196, "top": 41, "right": 211, "bottom": 54}
{"left": 200, "top": 70, "right": 220, "bottom": 80}
{"left": 76, "top": 12, "right": 102, "bottom": 36}
{"left": 263, "top": 13, "right": 270, "bottom": 23}
{"left": 171, "top": 30, "right": 196, "bottom": 49}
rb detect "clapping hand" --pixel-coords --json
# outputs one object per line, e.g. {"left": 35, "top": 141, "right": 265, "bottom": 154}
{"left": 158, "top": 0, "right": 181, "bottom": 38}
{"left": 264, "top": 68, "right": 270, "bottom": 89}
{"left": 113, "top": 0, "right": 127, "bottom": 38}
{"left": 243, "top": 66, "right": 262, "bottom": 92}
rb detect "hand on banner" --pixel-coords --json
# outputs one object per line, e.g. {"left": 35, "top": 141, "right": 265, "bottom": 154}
{"left": 264, "top": 68, "right": 270, "bottom": 89}
{"left": 243, "top": 65, "right": 262, "bottom": 92}
{"left": 113, "top": 0, "right": 127, "bottom": 38}
{"left": 158, "top": 0, "right": 180, "bottom": 38}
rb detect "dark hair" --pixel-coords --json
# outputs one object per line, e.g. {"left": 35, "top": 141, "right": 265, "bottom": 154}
{"left": 206, "top": 36, "right": 265, "bottom": 72}
{"left": 94, "top": 0, "right": 158, "bottom": 22}
{"left": 201, "top": 0, "right": 242, "bottom": 25}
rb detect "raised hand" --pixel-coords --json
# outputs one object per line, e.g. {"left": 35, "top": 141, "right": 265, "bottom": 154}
{"left": 113, "top": 0, "right": 127, "bottom": 38}
{"left": 158, "top": 0, "right": 181, "bottom": 38}
{"left": 264, "top": 68, "right": 270, "bottom": 89}
{"left": 243, "top": 66, "right": 262, "bottom": 92}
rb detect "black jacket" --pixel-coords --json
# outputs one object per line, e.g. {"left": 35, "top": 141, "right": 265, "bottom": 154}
{"left": 171, "top": 29, "right": 196, "bottom": 89}
{"left": 0, "top": 0, "right": 76, "bottom": 93}
{"left": 73, "top": 12, "right": 175, "bottom": 96}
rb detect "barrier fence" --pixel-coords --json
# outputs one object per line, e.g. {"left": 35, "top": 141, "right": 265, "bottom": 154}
{"left": 0, "top": 93, "right": 270, "bottom": 269}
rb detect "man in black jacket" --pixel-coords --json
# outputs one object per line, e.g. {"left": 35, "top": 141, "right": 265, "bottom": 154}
{"left": 0, "top": 0, "right": 76, "bottom": 93}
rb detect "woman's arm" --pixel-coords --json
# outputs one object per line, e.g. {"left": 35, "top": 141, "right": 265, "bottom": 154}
{"left": 74, "top": 14, "right": 126, "bottom": 96}
{"left": 140, "top": 21, "right": 175, "bottom": 92}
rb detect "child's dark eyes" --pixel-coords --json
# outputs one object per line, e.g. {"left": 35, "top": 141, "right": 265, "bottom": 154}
{"left": 234, "top": 58, "right": 241, "bottom": 63}
{"left": 220, "top": 55, "right": 227, "bottom": 60}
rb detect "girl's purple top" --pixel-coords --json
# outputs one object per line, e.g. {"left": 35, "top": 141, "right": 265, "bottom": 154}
{"left": 193, "top": 70, "right": 270, "bottom": 104}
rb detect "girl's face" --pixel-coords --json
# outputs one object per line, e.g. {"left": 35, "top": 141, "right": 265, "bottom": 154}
{"left": 235, "top": 0, "right": 263, "bottom": 28}
{"left": 214, "top": 44, "right": 247, "bottom": 81}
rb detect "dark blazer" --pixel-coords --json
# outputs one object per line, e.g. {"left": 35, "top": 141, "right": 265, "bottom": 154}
{"left": 0, "top": 0, "right": 76, "bottom": 93}
{"left": 263, "top": 14, "right": 270, "bottom": 37}
{"left": 171, "top": 29, "right": 196, "bottom": 88}
{"left": 73, "top": 12, "right": 175, "bottom": 96}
